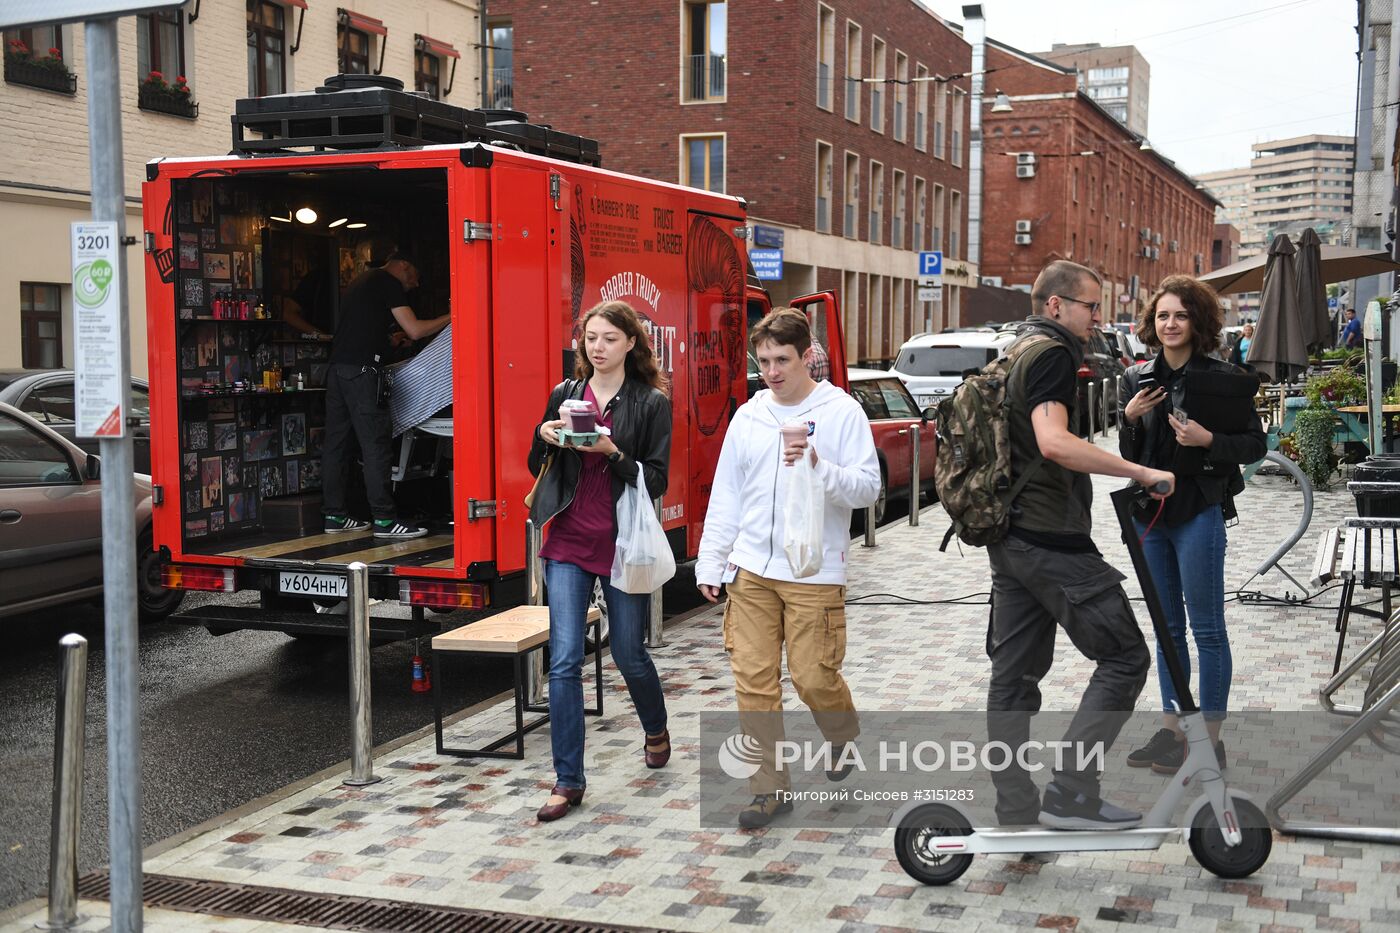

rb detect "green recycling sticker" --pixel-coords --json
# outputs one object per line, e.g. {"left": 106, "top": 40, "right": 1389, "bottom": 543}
{"left": 73, "top": 259, "right": 114, "bottom": 309}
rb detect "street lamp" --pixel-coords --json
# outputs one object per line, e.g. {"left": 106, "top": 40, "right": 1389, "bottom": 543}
{"left": 990, "top": 90, "right": 1012, "bottom": 113}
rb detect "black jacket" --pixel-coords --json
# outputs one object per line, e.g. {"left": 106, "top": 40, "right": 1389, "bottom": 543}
{"left": 527, "top": 377, "right": 672, "bottom": 527}
{"left": 1117, "top": 354, "right": 1266, "bottom": 513}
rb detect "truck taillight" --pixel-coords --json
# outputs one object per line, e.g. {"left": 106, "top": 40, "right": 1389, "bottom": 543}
{"left": 161, "top": 564, "right": 236, "bottom": 592}
{"left": 399, "top": 580, "right": 489, "bottom": 610}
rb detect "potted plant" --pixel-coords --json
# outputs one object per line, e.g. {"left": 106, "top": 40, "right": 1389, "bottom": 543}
{"left": 1292, "top": 408, "right": 1340, "bottom": 489}
{"left": 4, "top": 40, "right": 76, "bottom": 93}
{"left": 138, "top": 70, "right": 197, "bottom": 118}
{"left": 1303, "top": 363, "right": 1366, "bottom": 409}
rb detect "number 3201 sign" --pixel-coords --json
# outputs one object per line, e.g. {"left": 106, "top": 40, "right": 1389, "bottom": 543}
{"left": 70, "top": 221, "right": 126, "bottom": 438}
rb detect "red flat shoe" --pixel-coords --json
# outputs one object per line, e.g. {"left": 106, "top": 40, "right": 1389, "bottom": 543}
{"left": 536, "top": 784, "right": 584, "bottom": 822}
{"left": 644, "top": 729, "right": 671, "bottom": 769}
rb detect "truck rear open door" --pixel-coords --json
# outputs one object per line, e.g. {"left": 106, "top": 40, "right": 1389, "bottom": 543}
{"left": 790, "top": 292, "right": 848, "bottom": 392}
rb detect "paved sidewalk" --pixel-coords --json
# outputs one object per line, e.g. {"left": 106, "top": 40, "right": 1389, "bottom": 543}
{"left": 7, "top": 445, "right": 1400, "bottom": 932}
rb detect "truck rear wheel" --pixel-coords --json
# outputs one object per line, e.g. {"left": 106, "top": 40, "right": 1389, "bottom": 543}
{"left": 138, "top": 530, "right": 185, "bottom": 622}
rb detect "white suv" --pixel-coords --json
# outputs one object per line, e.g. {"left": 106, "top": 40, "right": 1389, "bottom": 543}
{"left": 890, "top": 330, "right": 1017, "bottom": 410}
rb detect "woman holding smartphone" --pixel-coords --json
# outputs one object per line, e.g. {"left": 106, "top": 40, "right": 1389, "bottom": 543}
{"left": 1117, "top": 275, "right": 1266, "bottom": 774}
{"left": 526, "top": 300, "right": 673, "bottom": 822}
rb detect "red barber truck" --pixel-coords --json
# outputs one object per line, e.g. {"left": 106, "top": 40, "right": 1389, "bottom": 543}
{"left": 140, "top": 76, "right": 846, "bottom": 639}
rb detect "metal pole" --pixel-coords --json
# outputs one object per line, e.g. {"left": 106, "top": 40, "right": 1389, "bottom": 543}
{"left": 1365, "top": 299, "right": 1385, "bottom": 454}
{"left": 648, "top": 499, "right": 665, "bottom": 648}
{"left": 525, "top": 519, "right": 545, "bottom": 704}
{"left": 1087, "top": 380, "right": 1097, "bottom": 439}
{"left": 863, "top": 504, "right": 878, "bottom": 547}
{"left": 908, "top": 425, "right": 921, "bottom": 527}
{"left": 44, "top": 635, "right": 88, "bottom": 931}
{"left": 1101, "top": 379, "right": 1110, "bottom": 438}
{"left": 85, "top": 19, "right": 141, "bottom": 932}
{"left": 344, "top": 562, "right": 380, "bottom": 787}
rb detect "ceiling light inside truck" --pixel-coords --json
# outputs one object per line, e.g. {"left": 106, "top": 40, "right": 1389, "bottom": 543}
{"left": 295, "top": 207, "right": 318, "bottom": 224}
{"left": 328, "top": 217, "right": 348, "bottom": 228}
{"left": 346, "top": 222, "right": 367, "bottom": 229}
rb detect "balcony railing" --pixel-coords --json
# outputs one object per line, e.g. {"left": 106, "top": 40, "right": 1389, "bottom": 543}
{"left": 488, "top": 68, "right": 513, "bottom": 110}
{"left": 4, "top": 57, "right": 76, "bottom": 94}
{"left": 139, "top": 87, "right": 198, "bottom": 118}
{"left": 685, "top": 53, "right": 726, "bottom": 101}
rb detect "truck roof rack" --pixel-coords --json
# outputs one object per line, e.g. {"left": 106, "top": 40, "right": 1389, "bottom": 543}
{"left": 232, "top": 74, "right": 601, "bottom": 166}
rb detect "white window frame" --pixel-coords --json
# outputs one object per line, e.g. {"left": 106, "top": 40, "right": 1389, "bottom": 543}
{"left": 870, "top": 37, "right": 886, "bottom": 134}
{"left": 893, "top": 51, "right": 907, "bottom": 143}
{"left": 891, "top": 169, "right": 906, "bottom": 250}
{"left": 914, "top": 63, "right": 928, "bottom": 152}
{"left": 680, "top": 0, "right": 728, "bottom": 104}
{"left": 844, "top": 150, "right": 860, "bottom": 239}
{"left": 816, "top": 140, "right": 834, "bottom": 233}
{"left": 933, "top": 80, "right": 947, "bottom": 160}
{"left": 816, "top": 3, "right": 835, "bottom": 112}
{"left": 869, "top": 160, "right": 885, "bottom": 245}
{"left": 949, "top": 189, "right": 962, "bottom": 259}
{"left": 913, "top": 176, "right": 926, "bottom": 250}
{"left": 844, "top": 20, "right": 862, "bottom": 123}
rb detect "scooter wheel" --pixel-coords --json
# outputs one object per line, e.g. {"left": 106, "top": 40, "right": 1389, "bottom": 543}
{"left": 1188, "top": 797, "right": 1272, "bottom": 879}
{"left": 894, "top": 804, "right": 974, "bottom": 886}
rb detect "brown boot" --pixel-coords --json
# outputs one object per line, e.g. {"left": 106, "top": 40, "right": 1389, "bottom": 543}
{"left": 536, "top": 784, "right": 584, "bottom": 822}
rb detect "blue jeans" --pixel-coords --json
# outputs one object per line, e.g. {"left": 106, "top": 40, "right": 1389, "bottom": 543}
{"left": 1134, "top": 505, "right": 1232, "bottom": 721}
{"left": 544, "top": 559, "right": 668, "bottom": 790}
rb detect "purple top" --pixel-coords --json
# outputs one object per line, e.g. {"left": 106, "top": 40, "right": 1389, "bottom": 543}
{"left": 540, "top": 385, "right": 617, "bottom": 576}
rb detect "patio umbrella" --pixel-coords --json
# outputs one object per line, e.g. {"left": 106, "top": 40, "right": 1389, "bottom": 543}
{"left": 1249, "top": 234, "right": 1308, "bottom": 384}
{"left": 1201, "top": 243, "right": 1400, "bottom": 295}
{"left": 1294, "top": 228, "right": 1332, "bottom": 353}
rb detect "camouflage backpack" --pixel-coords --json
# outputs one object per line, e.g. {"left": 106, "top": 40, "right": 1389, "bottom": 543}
{"left": 933, "top": 334, "right": 1057, "bottom": 549}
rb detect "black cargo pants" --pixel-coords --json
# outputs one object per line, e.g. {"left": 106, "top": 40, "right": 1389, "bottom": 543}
{"left": 321, "top": 363, "right": 397, "bottom": 521}
{"left": 985, "top": 535, "right": 1150, "bottom": 825}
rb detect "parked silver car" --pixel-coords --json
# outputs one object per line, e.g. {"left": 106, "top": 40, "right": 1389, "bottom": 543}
{"left": 0, "top": 402, "right": 182, "bottom": 621}
{"left": 0, "top": 369, "right": 152, "bottom": 474}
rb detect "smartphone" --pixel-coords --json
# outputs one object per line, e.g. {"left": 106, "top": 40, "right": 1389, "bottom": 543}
{"left": 1138, "top": 374, "right": 1157, "bottom": 392}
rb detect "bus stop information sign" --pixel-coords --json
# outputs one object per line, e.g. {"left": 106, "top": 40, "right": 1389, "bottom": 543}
{"left": 0, "top": 1, "right": 186, "bottom": 30}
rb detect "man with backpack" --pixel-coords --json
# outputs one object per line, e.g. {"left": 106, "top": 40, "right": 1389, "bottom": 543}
{"left": 942, "top": 260, "right": 1173, "bottom": 830}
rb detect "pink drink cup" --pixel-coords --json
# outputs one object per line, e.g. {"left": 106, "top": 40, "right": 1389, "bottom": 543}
{"left": 781, "top": 423, "right": 808, "bottom": 450}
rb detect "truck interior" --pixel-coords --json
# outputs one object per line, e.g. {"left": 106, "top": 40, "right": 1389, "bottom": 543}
{"left": 169, "top": 166, "right": 455, "bottom": 572}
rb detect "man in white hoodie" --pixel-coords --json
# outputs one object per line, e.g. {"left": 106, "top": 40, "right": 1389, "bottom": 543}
{"left": 697, "top": 307, "right": 881, "bottom": 828}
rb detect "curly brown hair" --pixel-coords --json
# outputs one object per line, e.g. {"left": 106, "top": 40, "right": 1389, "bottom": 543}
{"left": 1138, "top": 275, "right": 1224, "bottom": 355}
{"left": 574, "top": 300, "right": 669, "bottom": 393}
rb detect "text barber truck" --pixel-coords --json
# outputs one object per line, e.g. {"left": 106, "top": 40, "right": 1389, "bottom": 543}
{"left": 142, "top": 75, "right": 846, "bottom": 639}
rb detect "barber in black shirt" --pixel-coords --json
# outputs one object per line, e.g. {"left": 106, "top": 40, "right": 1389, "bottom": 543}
{"left": 321, "top": 251, "right": 448, "bottom": 539}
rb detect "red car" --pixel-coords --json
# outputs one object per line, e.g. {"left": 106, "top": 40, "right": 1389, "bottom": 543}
{"left": 848, "top": 368, "right": 937, "bottom": 523}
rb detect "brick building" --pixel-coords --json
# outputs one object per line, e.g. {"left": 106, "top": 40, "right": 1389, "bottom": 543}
{"left": 485, "top": 0, "right": 973, "bottom": 365}
{"left": 1, "top": 1, "right": 480, "bottom": 374}
{"left": 978, "top": 40, "right": 1217, "bottom": 323}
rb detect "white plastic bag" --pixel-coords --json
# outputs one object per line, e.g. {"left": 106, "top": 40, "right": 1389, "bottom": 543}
{"left": 783, "top": 451, "right": 825, "bottom": 578}
{"left": 611, "top": 469, "right": 677, "bottom": 594}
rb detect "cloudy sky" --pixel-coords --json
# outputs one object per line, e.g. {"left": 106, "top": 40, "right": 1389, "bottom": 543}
{"left": 918, "top": 0, "right": 1358, "bottom": 176}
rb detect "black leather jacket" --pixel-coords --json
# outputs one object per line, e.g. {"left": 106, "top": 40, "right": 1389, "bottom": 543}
{"left": 527, "top": 377, "right": 672, "bottom": 527}
{"left": 1118, "top": 353, "right": 1266, "bottom": 510}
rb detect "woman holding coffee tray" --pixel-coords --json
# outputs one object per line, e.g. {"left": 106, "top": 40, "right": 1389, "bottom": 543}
{"left": 527, "top": 300, "right": 673, "bottom": 822}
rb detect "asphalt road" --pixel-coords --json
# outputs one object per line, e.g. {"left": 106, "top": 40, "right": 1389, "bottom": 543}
{"left": 0, "top": 499, "right": 920, "bottom": 912}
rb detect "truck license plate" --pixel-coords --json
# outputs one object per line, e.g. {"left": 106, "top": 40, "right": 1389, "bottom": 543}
{"left": 279, "top": 571, "right": 348, "bottom": 598}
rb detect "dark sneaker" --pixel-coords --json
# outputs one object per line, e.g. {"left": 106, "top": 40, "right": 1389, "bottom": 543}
{"left": 827, "top": 741, "right": 858, "bottom": 782}
{"left": 738, "top": 794, "right": 793, "bottom": 829}
{"left": 373, "top": 519, "right": 429, "bottom": 539}
{"left": 1152, "top": 738, "right": 1228, "bottom": 775}
{"left": 1127, "top": 728, "right": 1181, "bottom": 768}
{"left": 324, "top": 515, "right": 369, "bottom": 534}
{"left": 1038, "top": 782, "right": 1142, "bottom": 830}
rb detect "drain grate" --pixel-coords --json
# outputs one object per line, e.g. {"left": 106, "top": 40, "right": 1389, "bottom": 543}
{"left": 77, "top": 870, "right": 671, "bottom": 932}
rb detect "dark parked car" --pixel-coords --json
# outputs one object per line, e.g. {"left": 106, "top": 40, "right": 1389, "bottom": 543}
{"left": 0, "top": 369, "right": 152, "bottom": 474}
{"left": 1075, "top": 329, "right": 1127, "bottom": 436}
{"left": 848, "top": 368, "right": 937, "bottom": 524}
{"left": 0, "top": 402, "right": 182, "bottom": 621}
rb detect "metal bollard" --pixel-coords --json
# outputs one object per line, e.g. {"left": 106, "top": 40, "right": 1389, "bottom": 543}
{"left": 525, "top": 520, "right": 546, "bottom": 705}
{"left": 908, "top": 424, "right": 921, "bottom": 527}
{"left": 1101, "top": 379, "right": 1110, "bottom": 438}
{"left": 343, "top": 562, "right": 380, "bottom": 787}
{"left": 648, "top": 498, "right": 666, "bottom": 648}
{"left": 863, "top": 503, "right": 878, "bottom": 547}
{"left": 1087, "top": 380, "right": 1097, "bottom": 439}
{"left": 44, "top": 634, "right": 88, "bottom": 930}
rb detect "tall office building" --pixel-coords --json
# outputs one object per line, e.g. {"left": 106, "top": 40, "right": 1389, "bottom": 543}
{"left": 1199, "top": 134, "right": 1355, "bottom": 261}
{"left": 1035, "top": 42, "right": 1150, "bottom": 137}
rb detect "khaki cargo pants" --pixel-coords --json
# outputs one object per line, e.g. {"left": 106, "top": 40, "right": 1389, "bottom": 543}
{"left": 723, "top": 569, "right": 859, "bottom": 794}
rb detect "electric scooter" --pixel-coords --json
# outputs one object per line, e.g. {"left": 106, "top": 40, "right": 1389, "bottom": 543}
{"left": 892, "top": 483, "right": 1273, "bottom": 884}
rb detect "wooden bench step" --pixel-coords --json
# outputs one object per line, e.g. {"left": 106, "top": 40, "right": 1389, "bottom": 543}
{"left": 433, "top": 605, "right": 601, "bottom": 654}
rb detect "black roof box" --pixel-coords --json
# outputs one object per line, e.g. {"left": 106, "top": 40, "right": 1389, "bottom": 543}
{"left": 232, "top": 75, "right": 600, "bottom": 166}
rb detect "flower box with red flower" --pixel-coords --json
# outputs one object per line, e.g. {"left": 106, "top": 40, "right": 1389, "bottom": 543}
{"left": 4, "top": 41, "right": 76, "bottom": 93}
{"left": 139, "top": 71, "right": 198, "bottom": 118}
